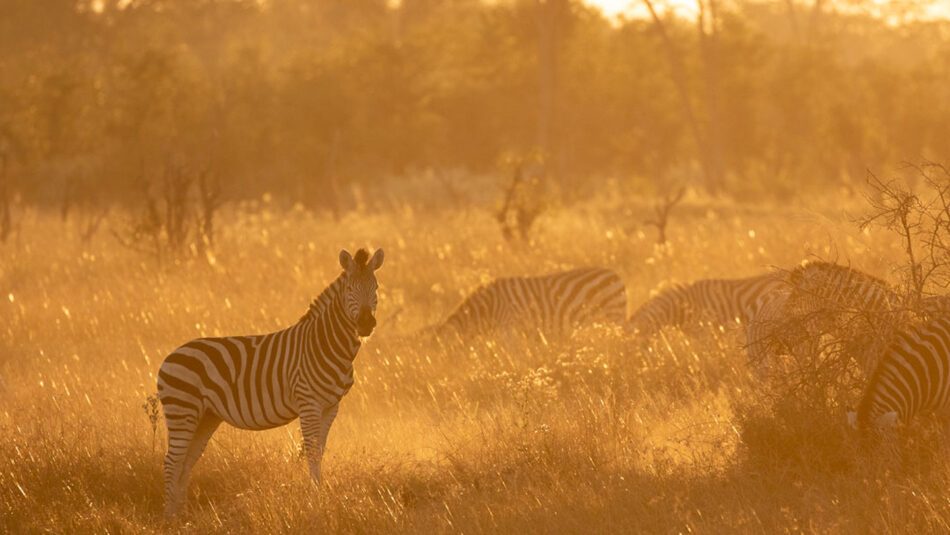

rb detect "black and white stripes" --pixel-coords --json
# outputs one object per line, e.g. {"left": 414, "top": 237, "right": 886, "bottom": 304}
{"left": 750, "top": 261, "right": 906, "bottom": 374}
{"left": 157, "top": 248, "right": 384, "bottom": 517}
{"left": 439, "top": 267, "right": 627, "bottom": 338}
{"left": 849, "top": 316, "right": 950, "bottom": 431}
{"left": 626, "top": 272, "right": 788, "bottom": 339}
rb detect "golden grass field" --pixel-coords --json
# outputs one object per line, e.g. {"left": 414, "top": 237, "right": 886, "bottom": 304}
{"left": 3, "top": 181, "right": 950, "bottom": 533}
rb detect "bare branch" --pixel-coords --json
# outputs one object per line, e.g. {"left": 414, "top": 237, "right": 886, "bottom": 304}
{"left": 112, "top": 158, "right": 226, "bottom": 262}
{"left": 644, "top": 186, "right": 686, "bottom": 244}
{"left": 496, "top": 153, "right": 547, "bottom": 242}
{"left": 641, "top": 0, "right": 718, "bottom": 191}
{"left": 79, "top": 205, "right": 109, "bottom": 245}
{"left": 196, "top": 168, "right": 224, "bottom": 250}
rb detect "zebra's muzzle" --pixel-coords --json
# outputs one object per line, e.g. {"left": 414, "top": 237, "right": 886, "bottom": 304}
{"left": 356, "top": 307, "right": 376, "bottom": 336}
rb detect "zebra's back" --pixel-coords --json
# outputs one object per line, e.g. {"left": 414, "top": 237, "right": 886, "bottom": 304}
{"left": 695, "top": 274, "right": 788, "bottom": 325}
{"left": 628, "top": 271, "right": 787, "bottom": 335}
{"left": 522, "top": 267, "right": 625, "bottom": 329}
{"left": 442, "top": 266, "right": 626, "bottom": 336}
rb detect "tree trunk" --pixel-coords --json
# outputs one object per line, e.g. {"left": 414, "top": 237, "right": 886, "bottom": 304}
{"left": 534, "top": 0, "right": 565, "bottom": 169}
{"left": 698, "top": 0, "right": 725, "bottom": 192}
{"left": 642, "top": 0, "right": 720, "bottom": 192}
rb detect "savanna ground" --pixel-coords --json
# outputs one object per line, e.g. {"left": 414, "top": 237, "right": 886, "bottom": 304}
{"left": 3, "top": 176, "right": 950, "bottom": 534}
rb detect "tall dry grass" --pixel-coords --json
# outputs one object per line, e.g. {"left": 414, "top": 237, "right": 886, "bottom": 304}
{"left": 3, "top": 183, "right": 950, "bottom": 533}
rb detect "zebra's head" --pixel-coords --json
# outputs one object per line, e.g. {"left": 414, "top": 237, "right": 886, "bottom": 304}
{"left": 339, "top": 248, "right": 385, "bottom": 337}
{"left": 846, "top": 409, "right": 898, "bottom": 431}
{"left": 918, "top": 294, "right": 950, "bottom": 321}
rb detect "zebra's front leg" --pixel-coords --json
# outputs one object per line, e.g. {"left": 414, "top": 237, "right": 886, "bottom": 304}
{"left": 299, "top": 404, "right": 335, "bottom": 486}
{"left": 316, "top": 403, "right": 339, "bottom": 465}
{"left": 744, "top": 322, "right": 771, "bottom": 380}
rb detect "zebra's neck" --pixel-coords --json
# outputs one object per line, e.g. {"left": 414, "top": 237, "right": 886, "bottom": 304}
{"left": 858, "top": 394, "right": 897, "bottom": 429}
{"left": 443, "top": 286, "right": 493, "bottom": 334}
{"left": 330, "top": 286, "right": 362, "bottom": 356}
{"left": 856, "top": 354, "right": 902, "bottom": 428}
{"left": 303, "top": 274, "right": 345, "bottom": 321}
{"left": 301, "top": 275, "right": 362, "bottom": 360}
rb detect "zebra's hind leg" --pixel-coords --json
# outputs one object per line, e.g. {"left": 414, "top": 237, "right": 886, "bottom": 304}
{"left": 176, "top": 414, "right": 222, "bottom": 506}
{"left": 163, "top": 412, "right": 199, "bottom": 518}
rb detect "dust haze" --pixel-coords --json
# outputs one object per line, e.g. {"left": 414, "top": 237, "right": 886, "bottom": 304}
{"left": 3, "top": 0, "right": 950, "bottom": 532}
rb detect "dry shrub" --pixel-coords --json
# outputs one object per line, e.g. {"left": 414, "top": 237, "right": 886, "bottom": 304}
{"left": 737, "top": 162, "right": 950, "bottom": 482}
{"left": 112, "top": 159, "right": 225, "bottom": 263}
{"left": 736, "top": 308, "right": 863, "bottom": 475}
{"left": 735, "top": 384, "right": 856, "bottom": 475}
{"left": 860, "top": 163, "right": 950, "bottom": 300}
{"left": 495, "top": 151, "right": 549, "bottom": 242}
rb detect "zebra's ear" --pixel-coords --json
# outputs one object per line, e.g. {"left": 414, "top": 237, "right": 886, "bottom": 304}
{"left": 876, "top": 411, "right": 899, "bottom": 428}
{"left": 368, "top": 249, "right": 384, "bottom": 271}
{"left": 339, "top": 249, "right": 354, "bottom": 271}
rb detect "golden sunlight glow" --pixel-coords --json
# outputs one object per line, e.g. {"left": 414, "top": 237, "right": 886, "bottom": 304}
{"left": 583, "top": 0, "right": 698, "bottom": 20}
{"left": 6, "top": 0, "right": 950, "bottom": 531}
{"left": 583, "top": 0, "right": 950, "bottom": 21}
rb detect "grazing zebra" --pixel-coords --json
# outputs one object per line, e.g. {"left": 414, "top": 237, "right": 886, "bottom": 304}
{"left": 848, "top": 316, "right": 950, "bottom": 432}
{"left": 157, "top": 248, "right": 384, "bottom": 517}
{"left": 772, "top": 261, "right": 906, "bottom": 373}
{"left": 782, "top": 261, "right": 902, "bottom": 316}
{"left": 437, "top": 267, "right": 627, "bottom": 339}
{"left": 625, "top": 272, "right": 789, "bottom": 342}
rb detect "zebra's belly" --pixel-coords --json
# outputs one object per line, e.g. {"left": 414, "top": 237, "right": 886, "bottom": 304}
{"left": 194, "top": 377, "right": 300, "bottom": 431}
{"left": 219, "top": 410, "right": 298, "bottom": 431}
{"left": 203, "top": 392, "right": 299, "bottom": 431}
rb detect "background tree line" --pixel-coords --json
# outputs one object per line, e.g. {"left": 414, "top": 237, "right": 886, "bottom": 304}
{"left": 0, "top": 0, "right": 948, "bottom": 217}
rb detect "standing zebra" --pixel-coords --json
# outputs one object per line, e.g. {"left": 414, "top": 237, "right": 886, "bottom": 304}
{"left": 625, "top": 272, "right": 789, "bottom": 343}
{"left": 750, "top": 261, "right": 906, "bottom": 374}
{"left": 848, "top": 315, "right": 950, "bottom": 432}
{"left": 437, "top": 267, "right": 627, "bottom": 339}
{"left": 157, "top": 248, "right": 384, "bottom": 517}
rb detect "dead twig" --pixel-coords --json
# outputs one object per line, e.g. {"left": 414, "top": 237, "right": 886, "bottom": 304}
{"left": 496, "top": 153, "right": 547, "bottom": 242}
{"left": 644, "top": 186, "right": 686, "bottom": 245}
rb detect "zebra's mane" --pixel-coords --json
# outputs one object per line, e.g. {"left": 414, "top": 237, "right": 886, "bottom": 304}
{"left": 299, "top": 274, "right": 345, "bottom": 323}
{"left": 444, "top": 284, "right": 488, "bottom": 317}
